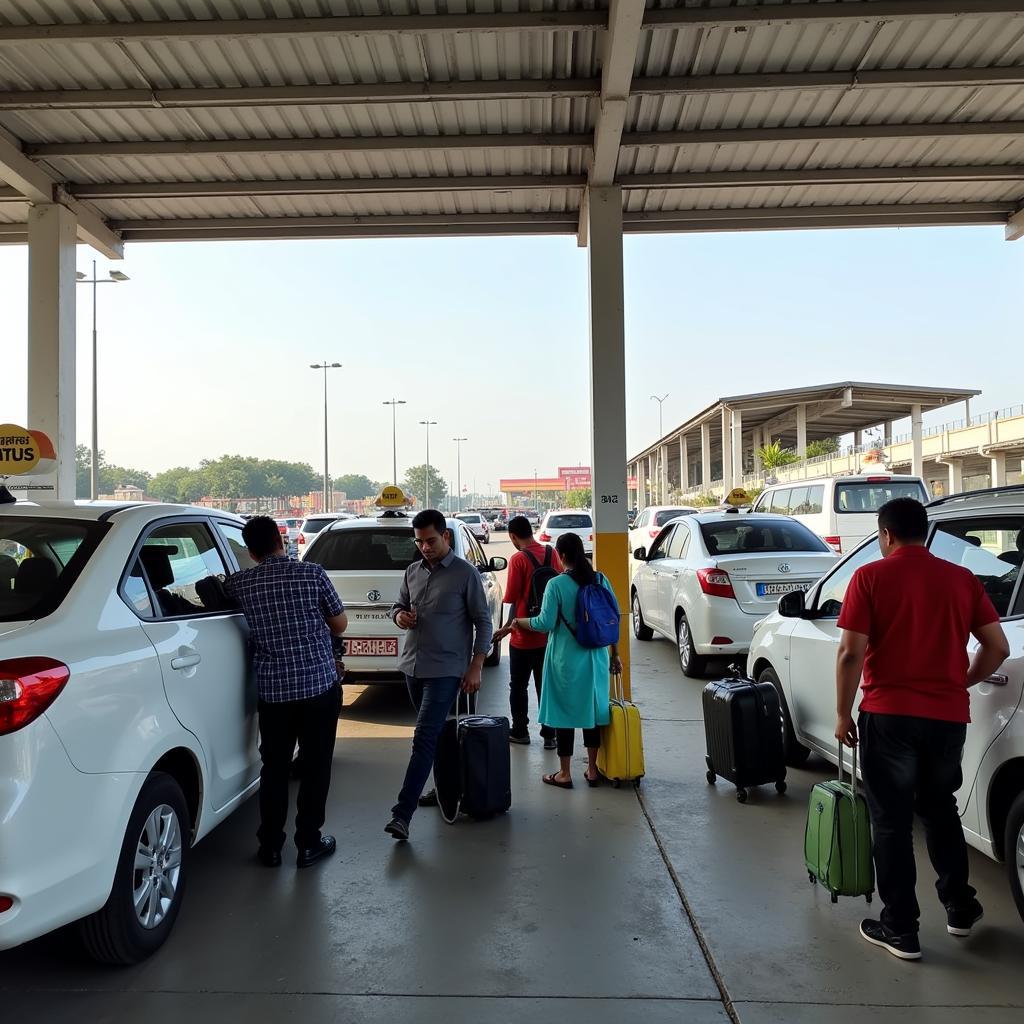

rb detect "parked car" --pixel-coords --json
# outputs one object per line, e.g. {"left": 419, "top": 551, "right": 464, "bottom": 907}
{"left": 492, "top": 516, "right": 507, "bottom": 532}
{"left": 297, "top": 512, "right": 355, "bottom": 558}
{"left": 751, "top": 473, "right": 928, "bottom": 555}
{"left": 0, "top": 501, "right": 261, "bottom": 963}
{"left": 748, "top": 485, "right": 1024, "bottom": 920}
{"left": 538, "top": 510, "right": 594, "bottom": 556}
{"left": 628, "top": 505, "right": 700, "bottom": 574}
{"left": 631, "top": 511, "right": 837, "bottom": 676}
{"left": 303, "top": 513, "right": 506, "bottom": 681}
{"left": 456, "top": 511, "right": 490, "bottom": 544}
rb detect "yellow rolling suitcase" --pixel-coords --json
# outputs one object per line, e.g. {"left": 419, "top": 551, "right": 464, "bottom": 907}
{"left": 597, "top": 673, "right": 645, "bottom": 788}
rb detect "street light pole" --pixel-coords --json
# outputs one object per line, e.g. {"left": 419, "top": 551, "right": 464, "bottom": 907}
{"left": 651, "top": 393, "right": 669, "bottom": 502}
{"left": 383, "top": 398, "right": 406, "bottom": 485}
{"left": 419, "top": 420, "right": 437, "bottom": 507}
{"left": 311, "top": 362, "right": 342, "bottom": 512}
{"left": 533, "top": 469, "right": 538, "bottom": 516}
{"left": 75, "top": 262, "right": 129, "bottom": 499}
{"left": 453, "top": 437, "right": 467, "bottom": 513}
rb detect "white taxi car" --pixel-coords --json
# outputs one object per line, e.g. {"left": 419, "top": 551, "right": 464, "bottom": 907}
{"left": 303, "top": 510, "right": 506, "bottom": 679}
{"left": 0, "top": 500, "right": 260, "bottom": 963}
{"left": 748, "top": 485, "right": 1024, "bottom": 921}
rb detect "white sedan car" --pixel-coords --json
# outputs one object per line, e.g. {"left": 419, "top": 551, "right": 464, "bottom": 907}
{"left": 0, "top": 501, "right": 260, "bottom": 963}
{"left": 748, "top": 485, "right": 1024, "bottom": 921}
{"left": 538, "top": 510, "right": 593, "bottom": 556}
{"left": 455, "top": 512, "right": 490, "bottom": 544}
{"left": 628, "top": 505, "right": 700, "bottom": 575}
{"left": 630, "top": 511, "right": 837, "bottom": 676}
{"left": 303, "top": 513, "right": 506, "bottom": 680}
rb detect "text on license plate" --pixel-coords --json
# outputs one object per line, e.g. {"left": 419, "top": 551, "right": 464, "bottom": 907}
{"left": 756, "top": 581, "right": 812, "bottom": 597}
{"left": 346, "top": 638, "right": 398, "bottom": 657}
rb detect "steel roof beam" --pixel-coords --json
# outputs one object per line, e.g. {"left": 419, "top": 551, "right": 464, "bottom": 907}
{"left": 623, "top": 165, "right": 1024, "bottom": 189}
{"left": 111, "top": 212, "right": 578, "bottom": 232}
{"left": 626, "top": 203, "right": 1015, "bottom": 223}
{"left": 1008, "top": 206, "right": 1024, "bottom": 241}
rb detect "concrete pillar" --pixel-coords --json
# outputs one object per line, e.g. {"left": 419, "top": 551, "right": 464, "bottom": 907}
{"left": 911, "top": 404, "right": 924, "bottom": 478}
{"left": 646, "top": 454, "right": 653, "bottom": 507}
{"left": 752, "top": 426, "right": 763, "bottom": 475}
{"left": 947, "top": 459, "right": 964, "bottom": 495}
{"left": 854, "top": 429, "right": 863, "bottom": 447}
{"left": 661, "top": 444, "right": 669, "bottom": 501}
{"left": 27, "top": 204, "right": 78, "bottom": 499}
{"left": 701, "top": 422, "right": 712, "bottom": 491}
{"left": 720, "top": 407, "right": 733, "bottom": 495}
{"left": 731, "top": 408, "right": 744, "bottom": 490}
{"left": 586, "top": 186, "right": 631, "bottom": 696}
{"left": 796, "top": 403, "right": 808, "bottom": 458}
{"left": 991, "top": 451, "right": 1008, "bottom": 487}
{"left": 679, "top": 434, "right": 688, "bottom": 491}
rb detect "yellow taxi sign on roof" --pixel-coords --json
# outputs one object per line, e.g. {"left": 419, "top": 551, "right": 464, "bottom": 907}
{"left": 375, "top": 485, "right": 410, "bottom": 508}
{"left": 0, "top": 424, "right": 56, "bottom": 476}
{"left": 724, "top": 487, "right": 750, "bottom": 507}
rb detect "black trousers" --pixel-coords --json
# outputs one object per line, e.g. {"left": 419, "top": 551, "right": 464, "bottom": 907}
{"left": 257, "top": 684, "right": 341, "bottom": 852}
{"left": 859, "top": 711, "right": 976, "bottom": 935}
{"left": 556, "top": 727, "right": 601, "bottom": 758}
{"left": 508, "top": 645, "right": 555, "bottom": 739}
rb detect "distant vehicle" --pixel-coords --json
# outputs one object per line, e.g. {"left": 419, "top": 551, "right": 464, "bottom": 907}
{"left": 751, "top": 473, "right": 928, "bottom": 555}
{"left": 297, "top": 513, "right": 356, "bottom": 558}
{"left": 275, "top": 517, "right": 303, "bottom": 553}
{"left": 456, "top": 512, "right": 490, "bottom": 544}
{"left": 492, "top": 515, "right": 507, "bottom": 532}
{"left": 538, "top": 510, "right": 594, "bottom": 556}
{"left": 628, "top": 505, "right": 700, "bottom": 574}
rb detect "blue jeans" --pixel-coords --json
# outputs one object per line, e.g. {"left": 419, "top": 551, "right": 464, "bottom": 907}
{"left": 392, "top": 675, "right": 462, "bottom": 824}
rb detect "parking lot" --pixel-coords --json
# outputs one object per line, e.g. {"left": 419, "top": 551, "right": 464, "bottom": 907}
{"left": 2, "top": 535, "right": 1022, "bottom": 1022}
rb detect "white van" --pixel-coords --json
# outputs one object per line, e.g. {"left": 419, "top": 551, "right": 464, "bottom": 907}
{"left": 750, "top": 473, "right": 928, "bottom": 554}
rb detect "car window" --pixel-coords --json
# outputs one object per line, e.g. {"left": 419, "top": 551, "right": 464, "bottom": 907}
{"left": 656, "top": 508, "right": 694, "bottom": 527}
{"left": 788, "top": 486, "right": 811, "bottom": 515}
{"left": 699, "top": 519, "right": 829, "bottom": 555}
{"left": 134, "top": 522, "right": 229, "bottom": 618}
{"left": 814, "top": 539, "right": 884, "bottom": 617}
{"left": 305, "top": 528, "right": 419, "bottom": 571}
{"left": 805, "top": 485, "right": 824, "bottom": 515}
{"left": 667, "top": 524, "right": 690, "bottom": 560}
{"left": 753, "top": 491, "right": 770, "bottom": 512}
{"left": 647, "top": 526, "right": 674, "bottom": 560}
{"left": 769, "top": 489, "right": 792, "bottom": 514}
{"left": 463, "top": 529, "right": 486, "bottom": 568}
{"left": 929, "top": 517, "right": 1024, "bottom": 619}
{"left": 217, "top": 522, "right": 257, "bottom": 570}
{"left": 301, "top": 517, "right": 333, "bottom": 534}
{"left": 456, "top": 514, "right": 481, "bottom": 525}
{"left": 548, "top": 514, "right": 592, "bottom": 529}
{"left": 835, "top": 480, "right": 927, "bottom": 512}
{"left": 635, "top": 510, "right": 648, "bottom": 529}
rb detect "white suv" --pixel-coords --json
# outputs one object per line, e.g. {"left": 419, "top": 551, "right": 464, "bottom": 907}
{"left": 748, "top": 485, "right": 1024, "bottom": 920}
{"left": 0, "top": 501, "right": 260, "bottom": 962}
{"left": 455, "top": 512, "right": 490, "bottom": 544}
{"left": 538, "top": 510, "right": 593, "bottom": 556}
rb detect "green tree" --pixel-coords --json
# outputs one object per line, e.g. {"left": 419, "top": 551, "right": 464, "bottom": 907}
{"left": 805, "top": 437, "right": 840, "bottom": 459}
{"left": 757, "top": 439, "right": 800, "bottom": 470}
{"left": 565, "top": 487, "right": 592, "bottom": 509}
{"left": 333, "top": 473, "right": 379, "bottom": 500}
{"left": 149, "top": 466, "right": 209, "bottom": 503}
{"left": 76, "top": 446, "right": 151, "bottom": 497}
{"left": 401, "top": 464, "right": 448, "bottom": 507}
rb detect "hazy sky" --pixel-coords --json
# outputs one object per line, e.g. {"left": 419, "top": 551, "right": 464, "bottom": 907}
{"left": 1, "top": 224, "right": 1022, "bottom": 494}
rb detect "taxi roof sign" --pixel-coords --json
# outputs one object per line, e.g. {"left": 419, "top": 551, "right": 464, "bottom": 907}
{"left": 724, "top": 487, "right": 751, "bottom": 507}
{"left": 375, "top": 485, "right": 411, "bottom": 509}
{"left": 0, "top": 424, "right": 56, "bottom": 477}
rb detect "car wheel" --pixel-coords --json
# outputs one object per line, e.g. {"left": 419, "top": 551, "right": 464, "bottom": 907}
{"left": 1006, "top": 791, "right": 1024, "bottom": 923}
{"left": 676, "top": 613, "right": 707, "bottom": 678}
{"left": 631, "top": 591, "right": 653, "bottom": 641}
{"left": 79, "top": 772, "right": 190, "bottom": 965}
{"left": 758, "top": 666, "right": 811, "bottom": 767}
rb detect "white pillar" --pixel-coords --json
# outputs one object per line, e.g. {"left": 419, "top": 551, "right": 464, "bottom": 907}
{"left": 947, "top": 459, "right": 964, "bottom": 494}
{"left": 796, "top": 403, "right": 808, "bottom": 459}
{"left": 27, "top": 204, "right": 78, "bottom": 500}
{"left": 586, "top": 185, "right": 631, "bottom": 696}
{"left": 911, "top": 404, "right": 924, "bottom": 478}
{"left": 661, "top": 444, "right": 669, "bottom": 501}
{"left": 854, "top": 429, "right": 863, "bottom": 447}
{"left": 679, "top": 434, "right": 689, "bottom": 492}
{"left": 720, "top": 407, "right": 732, "bottom": 495}
{"left": 731, "top": 409, "right": 744, "bottom": 490}
{"left": 991, "top": 451, "right": 1008, "bottom": 487}
{"left": 701, "top": 422, "right": 712, "bottom": 492}
{"left": 646, "top": 454, "right": 653, "bottom": 507}
{"left": 752, "top": 426, "right": 763, "bottom": 475}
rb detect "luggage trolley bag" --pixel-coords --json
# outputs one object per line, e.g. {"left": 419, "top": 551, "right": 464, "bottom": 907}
{"left": 805, "top": 744, "right": 874, "bottom": 904}
{"left": 434, "top": 695, "right": 512, "bottom": 823}
{"left": 702, "top": 673, "right": 787, "bottom": 803}
{"left": 597, "top": 672, "right": 645, "bottom": 788}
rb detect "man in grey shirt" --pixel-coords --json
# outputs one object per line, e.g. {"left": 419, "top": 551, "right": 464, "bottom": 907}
{"left": 385, "top": 508, "right": 493, "bottom": 841}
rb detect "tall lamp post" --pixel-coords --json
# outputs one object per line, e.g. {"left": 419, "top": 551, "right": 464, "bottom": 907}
{"left": 453, "top": 437, "right": 467, "bottom": 513}
{"left": 311, "top": 362, "right": 342, "bottom": 512}
{"left": 75, "top": 262, "right": 129, "bottom": 499}
{"left": 383, "top": 398, "right": 406, "bottom": 485}
{"left": 419, "top": 420, "right": 437, "bottom": 507}
{"left": 650, "top": 393, "right": 669, "bottom": 503}
{"left": 533, "top": 469, "right": 538, "bottom": 516}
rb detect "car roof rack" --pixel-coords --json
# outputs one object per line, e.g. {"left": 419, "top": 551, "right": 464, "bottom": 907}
{"left": 926, "top": 484, "right": 1024, "bottom": 509}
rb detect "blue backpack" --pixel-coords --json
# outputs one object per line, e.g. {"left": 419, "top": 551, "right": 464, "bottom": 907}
{"left": 561, "top": 572, "right": 621, "bottom": 649}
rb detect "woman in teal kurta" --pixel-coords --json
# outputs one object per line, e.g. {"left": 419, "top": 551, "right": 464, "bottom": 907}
{"left": 504, "top": 532, "right": 622, "bottom": 789}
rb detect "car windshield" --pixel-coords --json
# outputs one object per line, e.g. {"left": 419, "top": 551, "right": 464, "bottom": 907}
{"left": 835, "top": 480, "right": 926, "bottom": 512}
{"left": 0, "top": 517, "right": 105, "bottom": 622}
{"left": 457, "top": 514, "right": 481, "bottom": 524}
{"left": 305, "top": 528, "right": 420, "bottom": 571}
{"left": 302, "top": 518, "right": 334, "bottom": 534}
{"left": 548, "top": 514, "right": 592, "bottom": 529}
{"left": 699, "top": 519, "right": 829, "bottom": 554}
{"left": 655, "top": 509, "right": 695, "bottom": 526}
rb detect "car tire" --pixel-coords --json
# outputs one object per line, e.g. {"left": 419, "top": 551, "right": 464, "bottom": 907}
{"left": 1005, "top": 791, "right": 1024, "bottom": 923}
{"left": 78, "top": 772, "right": 191, "bottom": 965}
{"left": 758, "top": 666, "right": 811, "bottom": 768}
{"left": 676, "top": 612, "right": 707, "bottom": 678}
{"left": 631, "top": 591, "right": 653, "bottom": 641}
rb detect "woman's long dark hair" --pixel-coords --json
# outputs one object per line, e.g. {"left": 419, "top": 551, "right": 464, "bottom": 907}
{"left": 555, "top": 532, "right": 596, "bottom": 588}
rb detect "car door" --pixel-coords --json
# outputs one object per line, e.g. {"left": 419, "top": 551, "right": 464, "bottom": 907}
{"left": 461, "top": 527, "right": 500, "bottom": 627}
{"left": 130, "top": 518, "right": 257, "bottom": 811}
{"left": 640, "top": 526, "right": 677, "bottom": 635}
{"left": 657, "top": 523, "right": 691, "bottom": 621}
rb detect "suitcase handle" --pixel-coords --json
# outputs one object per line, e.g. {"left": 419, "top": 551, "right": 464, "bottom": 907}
{"left": 837, "top": 743, "right": 859, "bottom": 799}
{"left": 611, "top": 671, "right": 625, "bottom": 704}
{"left": 439, "top": 691, "right": 473, "bottom": 825}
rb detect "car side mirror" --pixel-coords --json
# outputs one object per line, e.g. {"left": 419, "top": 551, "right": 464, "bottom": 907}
{"left": 633, "top": 546, "right": 647, "bottom": 561}
{"left": 487, "top": 557, "right": 507, "bottom": 572}
{"left": 778, "top": 589, "right": 807, "bottom": 618}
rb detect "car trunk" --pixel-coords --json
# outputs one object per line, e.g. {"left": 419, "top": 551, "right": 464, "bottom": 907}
{"left": 0, "top": 620, "right": 32, "bottom": 640}
{"left": 714, "top": 553, "right": 837, "bottom": 613}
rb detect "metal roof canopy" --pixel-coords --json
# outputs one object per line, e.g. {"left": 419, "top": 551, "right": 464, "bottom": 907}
{"left": 0, "top": 1, "right": 1024, "bottom": 255}
{"left": 629, "top": 380, "right": 981, "bottom": 463}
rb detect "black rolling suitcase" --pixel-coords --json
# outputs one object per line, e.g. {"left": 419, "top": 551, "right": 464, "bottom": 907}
{"left": 434, "top": 698, "right": 512, "bottom": 823}
{"left": 702, "top": 673, "right": 787, "bottom": 803}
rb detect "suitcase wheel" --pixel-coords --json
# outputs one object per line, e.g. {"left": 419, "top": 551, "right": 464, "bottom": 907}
{"left": 612, "top": 779, "right": 621, "bottom": 789}
{"left": 830, "top": 894, "right": 839, "bottom": 905}
{"left": 808, "top": 873, "right": 817, "bottom": 885}
{"left": 705, "top": 755, "right": 714, "bottom": 772}
{"left": 706, "top": 770, "right": 716, "bottom": 785}
{"left": 775, "top": 780, "right": 787, "bottom": 795}
{"left": 736, "top": 788, "right": 748, "bottom": 804}
{"left": 866, "top": 893, "right": 873, "bottom": 905}
{"left": 632, "top": 778, "right": 641, "bottom": 790}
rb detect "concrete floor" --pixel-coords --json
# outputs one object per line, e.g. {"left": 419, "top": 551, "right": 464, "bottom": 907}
{"left": 2, "top": 536, "right": 1023, "bottom": 1021}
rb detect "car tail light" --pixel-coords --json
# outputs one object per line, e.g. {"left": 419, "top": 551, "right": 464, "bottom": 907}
{"left": 589, "top": 534, "right": 593, "bottom": 541}
{"left": 696, "top": 568, "right": 735, "bottom": 599}
{"left": 298, "top": 534, "right": 305, "bottom": 544}
{"left": 824, "top": 536, "right": 842, "bottom": 554}
{"left": 539, "top": 532, "right": 552, "bottom": 542}
{"left": 711, "top": 636, "right": 733, "bottom": 646}
{"left": 0, "top": 896, "right": 13, "bottom": 913}
{"left": 864, "top": 476, "right": 891, "bottom": 482}
{"left": 0, "top": 658, "right": 71, "bottom": 736}
{"left": 278, "top": 524, "right": 288, "bottom": 535}
{"left": 649, "top": 529, "right": 661, "bottom": 538}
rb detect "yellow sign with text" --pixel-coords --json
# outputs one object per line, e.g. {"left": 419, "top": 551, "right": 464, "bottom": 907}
{"left": 725, "top": 487, "right": 751, "bottom": 507}
{"left": 0, "top": 424, "right": 48, "bottom": 475}
{"left": 375, "top": 485, "right": 410, "bottom": 508}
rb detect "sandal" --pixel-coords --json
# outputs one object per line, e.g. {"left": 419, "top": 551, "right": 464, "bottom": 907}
{"left": 542, "top": 772, "right": 573, "bottom": 790}
{"left": 583, "top": 770, "right": 601, "bottom": 788}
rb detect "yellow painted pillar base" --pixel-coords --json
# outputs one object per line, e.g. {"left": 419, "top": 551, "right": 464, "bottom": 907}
{"left": 595, "top": 530, "right": 631, "bottom": 701}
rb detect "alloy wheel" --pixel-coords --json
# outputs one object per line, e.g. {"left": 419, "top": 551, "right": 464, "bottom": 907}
{"left": 678, "top": 618, "right": 692, "bottom": 666}
{"left": 133, "top": 804, "right": 183, "bottom": 930}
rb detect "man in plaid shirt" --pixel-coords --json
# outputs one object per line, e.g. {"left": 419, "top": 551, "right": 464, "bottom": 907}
{"left": 225, "top": 517, "right": 348, "bottom": 869}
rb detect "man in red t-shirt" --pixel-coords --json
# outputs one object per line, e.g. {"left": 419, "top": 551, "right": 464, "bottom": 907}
{"left": 493, "top": 515, "right": 563, "bottom": 746}
{"left": 835, "top": 497, "right": 1009, "bottom": 961}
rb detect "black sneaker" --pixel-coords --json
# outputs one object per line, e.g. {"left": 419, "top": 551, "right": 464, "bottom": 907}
{"left": 385, "top": 817, "right": 410, "bottom": 842}
{"left": 859, "top": 919, "right": 922, "bottom": 961}
{"left": 509, "top": 733, "right": 531, "bottom": 745}
{"left": 946, "top": 899, "right": 984, "bottom": 937}
{"left": 418, "top": 788, "right": 439, "bottom": 807}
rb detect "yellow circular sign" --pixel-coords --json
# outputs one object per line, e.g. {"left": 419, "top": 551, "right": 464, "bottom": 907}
{"left": 725, "top": 487, "right": 750, "bottom": 507}
{"left": 0, "top": 424, "right": 41, "bottom": 475}
{"left": 375, "top": 485, "right": 409, "bottom": 508}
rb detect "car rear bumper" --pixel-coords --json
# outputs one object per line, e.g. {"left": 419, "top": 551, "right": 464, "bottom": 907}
{"left": 688, "top": 598, "right": 762, "bottom": 656}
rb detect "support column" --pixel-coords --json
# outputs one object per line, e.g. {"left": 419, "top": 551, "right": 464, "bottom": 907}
{"left": 947, "top": 459, "right": 964, "bottom": 495}
{"left": 586, "top": 185, "right": 632, "bottom": 696}
{"left": 911, "top": 404, "right": 924, "bottom": 478}
{"left": 796, "top": 403, "right": 808, "bottom": 459}
{"left": 646, "top": 454, "right": 653, "bottom": 507}
{"left": 752, "top": 426, "right": 763, "bottom": 475}
{"left": 854, "top": 429, "right": 863, "bottom": 447}
{"left": 991, "top": 451, "right": 1008, "bottom": 487}
{"left": 731, "top": 408, "right": 744, "bottom": 490}
{"left": 27, "top": 204, "right": 77, "bottom": 499}
{"left": 701, "top": 422, "right": 712, "bottom": 492}
{"left": 661, "top": 444, "right": 669, "bottom": 501}
{"left": 679, "top": 434, "right": 689, "bottom": 492}
{"left": 720, "top": 407, "right": 733, "bottom": 495}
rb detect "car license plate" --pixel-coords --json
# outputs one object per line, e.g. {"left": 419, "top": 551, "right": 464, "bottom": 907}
{"left": 756, "top": 581, "right": 812, "bottom": 597}
{"left": 346, "top": 637, "right": 398, "bottom": 657}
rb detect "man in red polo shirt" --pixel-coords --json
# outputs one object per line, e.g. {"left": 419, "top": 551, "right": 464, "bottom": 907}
{"left": 835, "top": 497, "right": 1009, "bottom": 961}
{"left": 493, "top": 515, "right": 563, "bottom": 746}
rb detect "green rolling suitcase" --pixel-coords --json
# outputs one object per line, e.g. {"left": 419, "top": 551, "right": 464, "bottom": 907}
{"left": 804, "top": 745, "right": 874, "bottom": 904}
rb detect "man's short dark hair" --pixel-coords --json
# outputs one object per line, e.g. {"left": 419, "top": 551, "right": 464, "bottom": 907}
{"left": 877, "top": 497, "right": 928, "bottom": 543}
{"left": 412, "top": 508, "right": 447, "bottom": 535}
{"left": 507, "top": 515, "right": 533, "bottom": 540}
{"left": 242, "top": 515, "right": 283, "bottom": 558}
